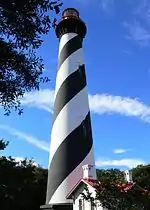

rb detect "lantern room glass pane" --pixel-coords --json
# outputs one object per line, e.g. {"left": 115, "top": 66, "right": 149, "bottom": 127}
{"left": 63, "top": 9, "right": 78, "bottom": 18}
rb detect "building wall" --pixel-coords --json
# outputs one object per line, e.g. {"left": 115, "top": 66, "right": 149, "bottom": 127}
{"left": 72, "top": 184, "right": 107, "bottom": 210}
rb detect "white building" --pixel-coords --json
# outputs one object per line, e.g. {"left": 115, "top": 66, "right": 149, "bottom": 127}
{"left": 66, "top": 165, "right": 107, "bottom": 210}
{"left": 124, "top": 170, "right": 133, "bottom": 183}
{"left": 65, "top": 165, "right": 133, "bottom": 210}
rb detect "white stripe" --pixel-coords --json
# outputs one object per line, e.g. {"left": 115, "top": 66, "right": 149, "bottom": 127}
{"left": 58, "top": 33, "right": 77, "bottom": 56}
{"left": 55, "top": 48, "right": 84, "bottom": 98}
{"left": 49, "top": 147, "right": 96, "bottom": 204}
{"left": 49, "top": 87, "right": 89, "bottom": 162}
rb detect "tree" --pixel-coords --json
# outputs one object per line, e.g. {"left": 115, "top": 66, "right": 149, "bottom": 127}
{"left": 0, "top": 156, "right": 48, "bottom": 210}
{"left": 132, "top": 165, "right": 150, "bottom": 209}
{"left": 0, "top": 139, "right": 8, "bottom": 150}
{"left": 132, "top": 165, "right": 150, "bottom": 191}
{"left": 0, "top": 139, "right": 48, "bottom": 210}
{"left": 0, "top": 0, "right": 63, "bottom": 115}
{"left": 96, "top": 169, "right": 128, "bottom": 210}
{"left": 83, "top": 168, "right": 150, "bottom": 210}
{"left": 96, "top": 168, "right": 150, "bottom": 209}
{"left": 96, "top": 168, "right": 124, "bottom": 183}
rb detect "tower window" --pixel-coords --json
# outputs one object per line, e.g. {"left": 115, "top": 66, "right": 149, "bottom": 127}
{"left": 82, "top": 122, "right": 87, "bottom": 137}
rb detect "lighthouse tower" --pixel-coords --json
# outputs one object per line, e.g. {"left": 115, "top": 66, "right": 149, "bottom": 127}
{"left": 42, "top": 8, "right": 97, "bottom": 210}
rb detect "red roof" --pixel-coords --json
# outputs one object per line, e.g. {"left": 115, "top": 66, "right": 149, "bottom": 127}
{"left": 66, "top": 178, "right": 98, "bottom": 199}
{"left": 82, "top": 178, "right": 99, "bottom": 188}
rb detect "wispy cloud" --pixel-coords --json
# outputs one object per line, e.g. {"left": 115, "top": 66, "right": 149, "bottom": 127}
{"left": 22, "top": 89, "right": 150, "bottom": 123}
{"left": 0, "top": 125, "right": 49, "bottom": 152}
{"left": 113, "top": 148, "right": 127, "bottom": 154}
{"left": 122, "top": 50, "right": 133, "bottom": 56}
{"left": 134, "top": 0, "right": 150, "bottom": 22}
{"left": 113, "top": 148, "right": 128, "bottom": 154}
{"left": 124, "top": 21, "right": 150, "bottom": 47}
{"left": 75, "top": 0, "right": 92, "bottom": 6}
{"left": 100, "top": 0, "right": 115, "bottom": 13}
{"left": 95, "top": 158, "right": 146, "bottom": 169}
{"left": 124, "top": 0, "right": 150, "bottom": 47}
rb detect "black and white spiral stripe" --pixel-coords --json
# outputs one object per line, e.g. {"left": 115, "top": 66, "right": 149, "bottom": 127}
{"left": 46, "top": 32, "right": 96, "bottom": 204}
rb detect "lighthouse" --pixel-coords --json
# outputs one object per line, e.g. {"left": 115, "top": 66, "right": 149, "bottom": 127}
{"left": 41, "top": 8, "right": 97, "bottom": 210}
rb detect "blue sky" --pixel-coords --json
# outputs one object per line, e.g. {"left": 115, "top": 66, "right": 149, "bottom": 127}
{"left": 1, "top": 0, "right": 150, "bottom": 169}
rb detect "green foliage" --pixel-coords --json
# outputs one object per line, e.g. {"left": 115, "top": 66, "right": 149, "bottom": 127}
{"left": 132, "top": 164, "right": 150, "bottom": 191}
{"left": 83, "top": 168, "right": 150, "bottom": 209}
{"left": 0, "top": 155, "right": 48, "bottom": 210}
{"left": 0, "top": 0, "right": 62, "bottom": 115}
{"left": 0, "top": 139, "right": 48, "bottom": 210}
{"left": 0, "top": 139, "right": 9, "bottom": 150}
{"left": 96, "top": 168, "right": 124, "bottom": 183}
{"left": 95, "top": 168, "right": 150, "bottom": 210}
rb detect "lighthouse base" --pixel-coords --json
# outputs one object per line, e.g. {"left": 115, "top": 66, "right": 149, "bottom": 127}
{"left": 40, "top": 204, "right": 73, "bottom": 210}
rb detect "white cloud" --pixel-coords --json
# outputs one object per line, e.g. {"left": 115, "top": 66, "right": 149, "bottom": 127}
{"left": 113, "top": 148, "right": 128, "bottom": 154}
{"left": 22, "top": 89, "right": 150, "bottom": 123}
{"left": 22, "top": 89, "right": 54, "bottom": 113}
{"left": 95, "top": 158, "right": 146, "bottom": 169}
{"left": 0, "top": 125, "right": 49, "bottom": 152}
{"left": 13, "top": 157, "right": 25, "bottom": 162}
{"left": 89, "top": 94, "right": 150, "bottom": 122}
{"left": 13, "top": 156, "right": 38, "bottom": 166}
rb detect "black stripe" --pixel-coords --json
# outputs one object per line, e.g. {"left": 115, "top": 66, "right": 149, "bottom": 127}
{"left": 52, "top": 65, "right": 86, "bottom": 125}
{"left": 58, "top": 35, "right": 82, "bottom": 69}
{"left": 46, "top": 112, "right": 93, "bottom": 203}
